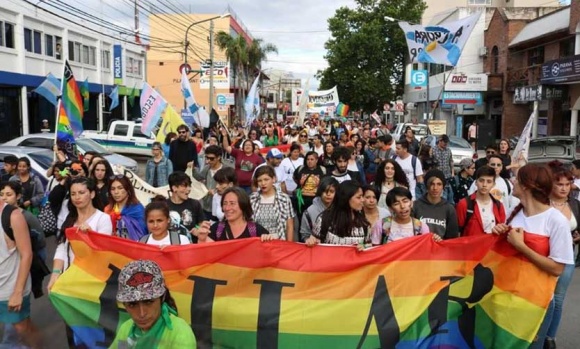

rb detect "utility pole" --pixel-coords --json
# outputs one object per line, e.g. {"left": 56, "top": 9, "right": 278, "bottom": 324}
{"left": 209, "top": 20, "right": 215, "bottom": 113}
{"left": 134, "top": 0, "right": 140, "bottom": 44}
{"left": 278, "top": 77, "right": 282, "bottom": 117}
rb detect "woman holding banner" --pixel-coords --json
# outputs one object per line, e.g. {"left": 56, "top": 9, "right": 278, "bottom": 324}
{"left": 306, "top": 180, "right": 371, "bottom": 246}
{"left": 492, "top": 164, "right": 574, "bottom": 349}
{"left": 104, "top": 175, "right": 147, "bottom": 241}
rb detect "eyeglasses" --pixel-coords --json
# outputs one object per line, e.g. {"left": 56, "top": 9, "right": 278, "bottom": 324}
{"left": 109, "top": 174, "right": 125, "bottom": 180}
{"left": 178, "top": 131, "right": 188, "bottom": 134}
{"left": 489, "top": 163, "right": 502, "bottom": 167}
{"left": 486, "top": 151, "right": 495, "bottom": 154}
{"left": 299, "top": 135, "right": 307, "bottom": 138}
{"left": 206, "top": 156, "right": 216, "bottom": 161}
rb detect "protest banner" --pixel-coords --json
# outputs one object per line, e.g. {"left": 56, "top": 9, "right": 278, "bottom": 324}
{"left": 50, "top": 231, "right": 555, "bottom": 348}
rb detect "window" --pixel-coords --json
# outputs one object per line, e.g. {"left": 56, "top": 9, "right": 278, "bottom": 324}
{"left": 528, "top": 47, "right": 544, "bottom": 66}
{"left": 45, "top": 34, "right": 54, "bottom": 57}
{"left": 89, "top": 47, "right": 96, "bottom": 66}
{"left": 492, "top": 46, "right": 499, "bottom": 74}
{"left": 33, "top": 30, "right": 41, "bottom": 54}
{"left": 20, "top": 138, "right": 53, "bottom": 149}
{"left": 68, "top": 41, "right": 74, "bottom": 60}
{"left": 560, "top": 38, "right": 574, "bottom": 59}
{"left": 102, "top": 49, "right": 111, "bottom": 69}
{"left": 126, "top": 57, "right": 133, "bottom": 75}
{"left": 468, "top": 0, "right": 491, "bottom": 4}
{"left": 133, "top": 128, "right": 149, "bottom": 139}
{"left": 113, "top": 124, "right": 128, "bottom": 136}
{"left": 74, "top": 42, "right": 81, "bottom": 61}
{"left": 82, "top": 45, "right": 89, "bottom": 64}
{"left": 55, "top": 36, "right": 62, "bottom": 60}
{"left": 135, "top": 59, "right": 142, "bottom": 76}
{"left": 24, "top": 28, "right": 32, "bottom": 52}
{"left": 0, "top": 22, "right": 14, "bottom": 48}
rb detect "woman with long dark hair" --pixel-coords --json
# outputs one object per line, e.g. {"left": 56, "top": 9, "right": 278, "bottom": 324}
{"left": 89, "top": 159, "right": 114, "bottom": 207}
{"left": 319, "top": 141, "right": 336, "bottom": 173}
{"left": 306, "top": 180, "right": 370, "bottom": 246}
{"left": 372, "top": 159, "right": 409, "bottom": 210}
{"left": 104, "top": 175, "right": 146, "bottom": 241}
{"left": 293, "top": 151, "right": 326, "bottom": 215}
{"left": 492, "top": 164, "right": 574, "bottom": 349}
{"left": 498, "top": 138, "right": 513, "bottom": 179}
{"left": 9, "top": 158, "right": 44, "bottom": 214}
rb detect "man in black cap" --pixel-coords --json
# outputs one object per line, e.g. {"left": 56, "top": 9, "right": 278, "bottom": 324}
{"left": 412, "top": 169, "right": 459, "bottom": 240}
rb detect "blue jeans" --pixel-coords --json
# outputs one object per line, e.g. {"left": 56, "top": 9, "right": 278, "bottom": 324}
{"left": 530, "top": 263, "right": 574, "bottom": 348}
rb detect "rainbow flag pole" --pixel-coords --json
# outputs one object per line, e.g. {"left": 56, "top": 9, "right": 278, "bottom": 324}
{"left": 54, "top": 61, "right": 84, "bottom": 160}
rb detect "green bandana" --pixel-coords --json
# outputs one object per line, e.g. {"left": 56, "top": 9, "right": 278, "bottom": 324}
{"left": 126, "top": 303, "right": 176, "bottom": 349}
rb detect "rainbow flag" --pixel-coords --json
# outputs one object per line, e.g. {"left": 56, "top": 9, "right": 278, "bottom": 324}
{"left": 337, "top": 102, "right": 349, "bottom": 116}
{"left": 80, "top": 78, "right": 89, "bottom": 112}
{"left": 50, "top": 230, "right": 556, "bottom": 349}
{"left": 56, "top": 61, "right": 84, "bottom": 159}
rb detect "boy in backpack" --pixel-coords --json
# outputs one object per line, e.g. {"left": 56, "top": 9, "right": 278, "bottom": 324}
{"left": 371, "top": 187, "right": 438, "bottom": 245}
{"left": 0, "top": 200, "right": 42, "bottom": 348}
{"left": 457, "top": 166, "right": 506, "bottom": 236}
{"left": 468, "top": 154, "right": 518, "bottom": 216}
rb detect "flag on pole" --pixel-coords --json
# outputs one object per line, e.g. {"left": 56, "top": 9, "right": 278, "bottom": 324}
{"left": 336, "top": 102, "right": 349, "bottom": 116}
{"left": 156, "top": 105, "right": 186, "bottom": 143}
{"left": 398, "top": 12, "right": 481, "bottom": 66}
{"left": 109, "top": 85, "right": 119, "bottom": 111}
{"left": 197, "top": 107, "right": 210, "bottom": 128}
{"left": 80, "top": 78, "right": 89, "bottom": 112}
{"left": 181, "top": 67, "right": 200, "bottom": 115}
{"left": 57, "top": 61, "right": 84, "bottom": 159}
{"left": 244, "top": 74, "right": 260, "bottom": 127}
{"left": 128, "top": 84, "right": 138, "bottom": 108}
{"left": 33, "top": 73, "right": 61, "bottom": 106}
{"left": 371, "top": 110, "right": 381, "bottom": 124}
{"left": 296, "top": 78, "right": 310, "bottom": 127}
{"left": 512, "top": 108, "right": 536, "bottom": 168}
{"left": 140, "top": 82, "right": 168, "bottom": 135}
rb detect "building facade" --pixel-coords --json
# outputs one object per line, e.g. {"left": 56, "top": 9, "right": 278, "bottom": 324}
{"left": 147, "top": 9, "right": 253, "bottom": 126}
{"left": 0, "top": 1, "right": 145, "bottom": 142}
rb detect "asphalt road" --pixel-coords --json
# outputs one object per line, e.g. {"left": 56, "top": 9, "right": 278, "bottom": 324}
{"left": 8, "top": 236, "right": 580, "bottom": 348}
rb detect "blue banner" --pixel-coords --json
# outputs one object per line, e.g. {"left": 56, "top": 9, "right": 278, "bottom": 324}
{"left": 113, "top": 44, "right": 123, "bottom": 85}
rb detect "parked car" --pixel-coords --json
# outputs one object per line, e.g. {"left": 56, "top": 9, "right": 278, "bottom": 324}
{"left": 82, "top": 120, "right": 155, "bottom": 156}
{"left": 0, "top": 146, "right": 53, "bottom": 187}
{"left": 3, "top": 133, "right": 139, "bottom": 173}
{"left": 422, "top": 135, "right": 478, "bottom": 169}
{"left": 527, "top": 136, "right": 578, "bottom": 164}
{"left": 392, "top": 123, "right": 431, "bottom": 142}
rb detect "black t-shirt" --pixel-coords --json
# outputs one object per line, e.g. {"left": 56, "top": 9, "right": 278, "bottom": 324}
{"left": 167, "top": 198, "right": 205, "bottom": 243}
{"left": 208, "top": 221, "right": 268, "bottom": 241}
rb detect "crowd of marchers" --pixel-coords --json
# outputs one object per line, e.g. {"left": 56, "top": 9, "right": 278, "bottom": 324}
{"left": 0, "top": 116, "right": 576, "bottom": 349}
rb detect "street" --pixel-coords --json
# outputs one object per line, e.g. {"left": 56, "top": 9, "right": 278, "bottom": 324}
{"left": 22, "top": 237, "right": 580, "bottom": 348}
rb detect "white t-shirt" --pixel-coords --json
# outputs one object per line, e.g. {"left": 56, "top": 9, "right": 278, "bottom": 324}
{"left": 54, "top": 210, "right": 113, "bottom": 270}
{"left": 477, "top": 199, "right": 495, "bottom": 234}
{"left": 253, "top": 163, "right": 287, "bottom": 190}
{"left": 468, "top": 177, "right": 519, "bottom": 216}
{"left": 386, "top": 220, "right": 430, "bottom": 243}
{"left": 280, "top": 157, "right": 304, "bottom": 193}
{"left": 313, "top": 144, "right": 324, "bottom": 157}
{"left": 468, "top": 124, "right": 477, "bottom": 138}
{"left": 143, "top": 233, "right": 190, "bottom": 246}
{"left": 212, "top": 193, "right": 224, "bottom": 221}
{"left": 509, "top": 207, "right": 574, "bottom": 265}
{"left": 395, "top": 155, "right": 423, "bottom": 200}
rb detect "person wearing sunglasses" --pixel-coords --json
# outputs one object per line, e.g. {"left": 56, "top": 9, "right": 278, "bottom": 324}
{"left": 145, "top": 142, "right": 173, "bottom": 188}
{"left": 189, "top": 145, "right": 226, "bottom": 220}
{"left": 475, "top": 144, "right": 497, "bottom": 170}
{"left": 468, "top": 154, "right": 519, "bottom": 217}
{"left": 168, "top": 125, "right": 199, "bottom": 172}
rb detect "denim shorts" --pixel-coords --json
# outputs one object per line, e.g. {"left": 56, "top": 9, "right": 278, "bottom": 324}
{"left": 0, "top": 295, "right": 30, "bottom": 324}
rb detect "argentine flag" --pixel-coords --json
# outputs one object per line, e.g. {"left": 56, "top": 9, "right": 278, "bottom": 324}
{"left": 33, "top": 73, "right": 61, "bottom": 106}
{"left": 109, "top": 85, "right": 119, "bottom": 111}
{"left": 181, "top": 68, "right": 199, "bottom": 115}
{"left": 245, "top": 74, "right": 260, "bottom": 126}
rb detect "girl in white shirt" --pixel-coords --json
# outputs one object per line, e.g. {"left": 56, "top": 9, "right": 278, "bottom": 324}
{"left": 140, "top": 196, "right": 190, "bottom": 247}
{"left": 48, "top": 178, "right": 113, "bottom": 291}
{"left": 492, "top": 164, "right": 574, "bottom": 349}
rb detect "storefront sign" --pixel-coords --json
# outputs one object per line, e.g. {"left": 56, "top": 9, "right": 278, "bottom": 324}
{"left": 216, "top": 93, "right": 235, "bottom": 105}
{"left": 113, "top": 45, "right": 123, "bottom": 85}
{"left": 513, "top": 85, "right": 565, "bottom": 104}
{"left": 541, "top": 55, "right": 580, "bottom": 84}
{"left": 444, "top": 73, "right": 488, "bottom": 91}
{"left": 442, "top": 92, "right": 482, "bottom": 105}
{"left": 410, "top": 70, "right": 428, "bottom": 88}
{"left": 199, "top": 61, "right": 230, "bottom": 89}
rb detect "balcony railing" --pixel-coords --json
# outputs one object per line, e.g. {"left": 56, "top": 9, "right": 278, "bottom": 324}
{"left": 506, "top": 65, "right": 541, "bottom": 91}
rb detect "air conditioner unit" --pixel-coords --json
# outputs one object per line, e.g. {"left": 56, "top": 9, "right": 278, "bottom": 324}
{"left": 479, "top": 47, "right": 488, "bottom": 57}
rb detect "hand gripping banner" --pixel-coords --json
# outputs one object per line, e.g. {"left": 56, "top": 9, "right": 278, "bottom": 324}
{"left": 50, "top": 230, "right": 556, "bottom": 348}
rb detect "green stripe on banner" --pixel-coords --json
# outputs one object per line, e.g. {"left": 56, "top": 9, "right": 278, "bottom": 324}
{"left": 474, "top": 304, "right": 530, "bottom": 348}
{"left": 50, "top": 293, "right": 130, "bottom": 328}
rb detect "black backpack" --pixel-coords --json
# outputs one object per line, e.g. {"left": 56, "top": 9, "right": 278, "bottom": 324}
{"left": 1, "top": 205, "right": 50, "bottom": 298}
{"left": 459, "top": 195, "right": 501, "bottom": 234}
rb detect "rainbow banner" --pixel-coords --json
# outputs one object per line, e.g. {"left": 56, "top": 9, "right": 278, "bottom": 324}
{"left": 337, "top": 102, "right": 349, "bottom": 116}
{"left": 56, "top": 61, "right": 84, "bottom": 159}
{"left": 50, "top": 230, "right": 556, "bottom": 349}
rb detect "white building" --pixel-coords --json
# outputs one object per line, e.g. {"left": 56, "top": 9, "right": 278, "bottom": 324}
{"left": 0, "top": 1, "right": 146, "bottom": 142}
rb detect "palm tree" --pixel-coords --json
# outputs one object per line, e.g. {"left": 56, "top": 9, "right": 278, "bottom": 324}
{"left": 215, "top": 33, "right": 278, "bottom": 123}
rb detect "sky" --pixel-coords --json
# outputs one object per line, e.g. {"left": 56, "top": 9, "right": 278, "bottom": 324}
{"left": 60, "top": 0, "right": 357, "bottom": 89}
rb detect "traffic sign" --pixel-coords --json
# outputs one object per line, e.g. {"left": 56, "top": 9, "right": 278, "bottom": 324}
{"left": 410, "top": 70, "right": 428, "bottom": 88}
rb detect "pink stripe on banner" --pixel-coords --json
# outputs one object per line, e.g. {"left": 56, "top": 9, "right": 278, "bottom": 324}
{"left": 140, "top": 83, "right": 168, "bottom": 135}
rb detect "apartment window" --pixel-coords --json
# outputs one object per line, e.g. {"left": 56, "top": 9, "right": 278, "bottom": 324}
{"left": 0, "top": 22, "right": 14, "bottom": 49}
{"left": 560, "top": 38, "right": 574, "bottom": 59}
{"left": 33, "top": 30, "right": 41, "bottom": 54}
{"left": 45, "top": 34, "right": 54, "bottom": 57}
{"left": 492, "top": 46, "right": 499, "bottom": 74}
{"left": 101, "top": 49, "right": 111, "bottom": 69}
{"left": 24, "top": 28, "right": 32, "bottom": 52}
{"left": 135, "top": 59, "right": 142, "bottom": 76}
{"left": 89, "top": 47, "right": 96, "bottom": 66}
{"left": 126, "top": 57, "right": 133, "bottom": 75}
{"left": 528, "top": 47, "right": 544, "bottom": 66}
{"left": 468, "top": 0, "right": 491, "bottom": 4}
{"left": 81, "top": 45, "right": 89, "bottom": 64}
{"left": 55, "top": 36, "right": 62, "bottom": 60}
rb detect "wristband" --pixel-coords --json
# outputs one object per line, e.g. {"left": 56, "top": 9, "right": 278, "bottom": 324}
{"left": 52, "top": 269, "right": 62, "bottom": 275}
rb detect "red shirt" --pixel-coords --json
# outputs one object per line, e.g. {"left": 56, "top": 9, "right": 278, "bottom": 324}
{"left": 231, "top": 147, "right": 264, "bottom": 186}
{"left": 456, "top": 193, "right": 506, "bottom": 237}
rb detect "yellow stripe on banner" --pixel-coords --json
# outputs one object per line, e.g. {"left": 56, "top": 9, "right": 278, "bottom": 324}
{"left": 479, "top": 285, "right": 546, "bottom": 342}
{"left": 52, "top": 265, "right": 107, "bottom": 304}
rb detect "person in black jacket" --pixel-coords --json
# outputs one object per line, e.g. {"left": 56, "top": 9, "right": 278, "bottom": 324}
{"left": 168, "top": 125, "right": 199, "bottom": 172}
{"left": 330, "top": 146, "right": 364, "bottom": 184}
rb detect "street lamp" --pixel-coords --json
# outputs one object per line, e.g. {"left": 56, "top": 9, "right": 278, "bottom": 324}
{"left": 183, "top": 13, "right": 230, "bottom": 110}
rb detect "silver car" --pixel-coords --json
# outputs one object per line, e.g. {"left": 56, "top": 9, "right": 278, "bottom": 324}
{"left": 3, "top": 133, "right": 139, "bottom": 173}
{"left": 422, "top": 135, "right": 478, "bottom": 169}
{"left": 0, "top": 146, "right": 53, "bottom": 187}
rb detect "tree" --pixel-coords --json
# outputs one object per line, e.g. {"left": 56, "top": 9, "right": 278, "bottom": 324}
{"left": 317, "top": 0, "right": 426, "bottom": 112}
{"left": 215, "top": 33, "right": 277, "bottom": 122}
